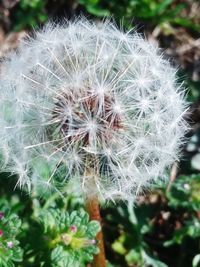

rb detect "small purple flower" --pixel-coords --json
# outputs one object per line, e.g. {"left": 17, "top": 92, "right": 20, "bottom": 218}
{"left": 90, "top": 239, "right": 96, "bottom": 245}
{"left": 69, "top": 225, "right": 77, "bottom": 233}
{"left": 0, "top": 230, "right": 3, "bottom": 237}
{"left": 84, "top": 239, "right": 96, "bottom": 246}
{"left": 7, "top": 241, "right": 14, "bottom": 248}
{"left": 0, "top": 212, "right": 4, "bottom": 220}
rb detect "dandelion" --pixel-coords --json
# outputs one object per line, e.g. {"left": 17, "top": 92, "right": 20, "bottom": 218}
{"left": 0, "top": 18, "right": 187, "bottom": 201}
{"left": 0, "top": 18, "right": 188, "bottom": 266}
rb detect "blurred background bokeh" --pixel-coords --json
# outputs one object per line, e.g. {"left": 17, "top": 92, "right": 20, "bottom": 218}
{"left": 0, "top": 1, "right": 200, "bottom": 266}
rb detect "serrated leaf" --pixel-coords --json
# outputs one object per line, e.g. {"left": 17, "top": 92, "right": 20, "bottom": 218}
{"left": 88, "top": 221, "right": 100, "bottom": 236}
{"left": 51, "top": 246, "right": 64, "bottom": 262}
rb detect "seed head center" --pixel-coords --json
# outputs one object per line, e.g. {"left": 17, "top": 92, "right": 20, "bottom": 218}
{"left": 53, "top": 90, "right": 123, "bottom": 147}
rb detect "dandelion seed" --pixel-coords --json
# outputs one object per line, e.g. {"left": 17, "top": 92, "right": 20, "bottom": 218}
{"left": 0, "top": 18, "right": 188, "bottom": 201}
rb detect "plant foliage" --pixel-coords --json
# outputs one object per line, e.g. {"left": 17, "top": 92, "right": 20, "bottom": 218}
{"left": 0, "top": 204, "right": 23, "bottom": 267}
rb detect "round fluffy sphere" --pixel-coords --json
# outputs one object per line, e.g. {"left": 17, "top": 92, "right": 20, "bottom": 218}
{"left": 0, "top": 19, "right": 187, "bottom": 201}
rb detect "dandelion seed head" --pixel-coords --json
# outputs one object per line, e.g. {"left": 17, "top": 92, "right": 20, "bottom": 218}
{"left": 0, "top": 18, "right": 188, "bottom": 201}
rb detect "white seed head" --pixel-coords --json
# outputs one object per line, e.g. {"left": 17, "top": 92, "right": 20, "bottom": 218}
{"left": 0, "top": 18, "right": 188, "bottom": 201}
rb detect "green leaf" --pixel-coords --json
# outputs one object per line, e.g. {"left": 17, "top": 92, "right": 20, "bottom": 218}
{"left": 11, "top": 247, "right": 23, "bottom": 262}
{"left": 125, "top": 249, "right": 142, "bottom": 264}
{"left": 51, "top": 246, "right": 64, "bottom": 262}
{"left": 193, "top": 254, "right": 200, "bottom": 267}
{"left": 142, "top": 250, "right": 168, "bottom": 267}
{"left": 88, "top": 221, "right": 101, "bottom": 236}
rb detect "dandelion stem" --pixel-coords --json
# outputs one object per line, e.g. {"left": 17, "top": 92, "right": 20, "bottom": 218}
{"left": 86, "top": 197, "right": 106, "bottom": 267}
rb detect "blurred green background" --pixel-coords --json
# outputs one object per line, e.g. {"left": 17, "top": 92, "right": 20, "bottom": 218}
{"left": 0, "top": 1, "right": 200, "bottom": 266}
